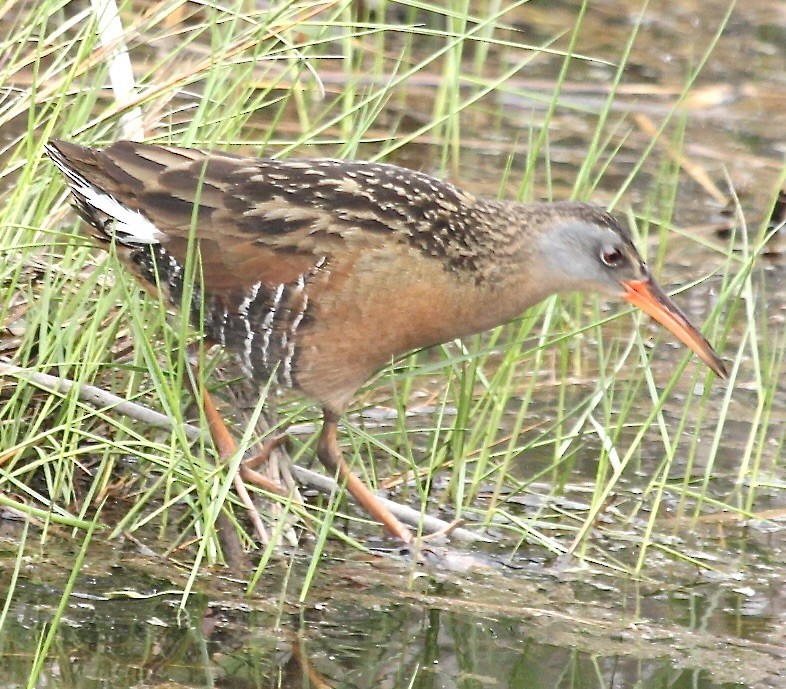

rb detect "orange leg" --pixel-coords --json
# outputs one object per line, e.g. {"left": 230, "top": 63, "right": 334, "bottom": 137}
{"left": 243, "top": 433, "right": 289, "bottom": 471}
{"left": 317, "top": 407, "right": 414, "bottom": 545}
{"left": 199, "top": 385, "right": 288, "bottom": 496}
{"left": 193, "top": 357, "right": 414, "bottom": 545}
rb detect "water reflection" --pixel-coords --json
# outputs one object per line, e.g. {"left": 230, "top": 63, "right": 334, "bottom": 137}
{"left": 0, "top": 532, "right": 782, "bottom": 687}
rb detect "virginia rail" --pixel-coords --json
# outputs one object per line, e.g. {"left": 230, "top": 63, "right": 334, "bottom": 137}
{"left": 45, "top": 139, "right": 726, "bottom": 544}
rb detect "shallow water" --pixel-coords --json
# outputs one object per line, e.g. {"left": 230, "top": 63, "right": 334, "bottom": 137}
{"left": 2, "top": 520, "right": 785, "bottom": 688}
{"left": 2, "top": 0, "right": 786, "bottom": 687}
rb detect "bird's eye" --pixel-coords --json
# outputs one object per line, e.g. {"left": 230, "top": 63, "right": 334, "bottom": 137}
{"left": 600, "top": 247, "right": 624, "bottom": 268}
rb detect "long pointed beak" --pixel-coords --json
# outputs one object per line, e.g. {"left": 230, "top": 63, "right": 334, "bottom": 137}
{"left": 622, "top": 275, "right": 727, "bottom": 378}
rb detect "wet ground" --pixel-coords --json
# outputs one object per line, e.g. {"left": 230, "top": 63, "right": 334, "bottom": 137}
{"left": 2, "top": 0, "right": 786, "bottom": 687}
{"left": 2, "top": 514, "right": 786, "bottom": 687}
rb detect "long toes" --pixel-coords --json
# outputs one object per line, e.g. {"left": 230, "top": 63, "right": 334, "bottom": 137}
{"left": 243, "top": 433, "right": 290, "bottom": 470}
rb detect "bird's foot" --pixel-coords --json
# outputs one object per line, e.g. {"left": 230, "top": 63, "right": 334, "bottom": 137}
{"left": 190, "top": 373, "right": 301, "bottom": 548}
{"left": 418, "top": 518, "right": 466, "bottom": 542}
{"left": 242, "top": 433, "right": 290, "bottom": 471}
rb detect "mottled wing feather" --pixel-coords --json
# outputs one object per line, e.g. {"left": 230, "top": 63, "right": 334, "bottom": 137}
{"left": 48, "top": 140, "right": 321, "bottom": 288}
{"left": 45, "top": 138, "right": 487, "bottom": 397}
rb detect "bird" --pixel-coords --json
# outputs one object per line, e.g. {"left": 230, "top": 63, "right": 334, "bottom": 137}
{"left": 45, "top": 139, "right": 726, "bottom": 544}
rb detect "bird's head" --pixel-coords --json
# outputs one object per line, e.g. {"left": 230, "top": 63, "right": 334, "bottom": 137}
{"left": 535, "top": 203, "right": 726, "bottom": 378}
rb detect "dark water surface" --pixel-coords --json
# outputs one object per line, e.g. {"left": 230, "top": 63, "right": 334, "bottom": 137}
{"left": 2, "top": 0, "right": 786, "bottom": 687}
{"left": 2, "top": 521, "right": 783, "bottom": 688}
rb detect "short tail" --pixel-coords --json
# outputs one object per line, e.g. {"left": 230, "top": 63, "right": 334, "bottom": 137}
{"left": 45, "top": 140, "right": 163, "bottom": 245}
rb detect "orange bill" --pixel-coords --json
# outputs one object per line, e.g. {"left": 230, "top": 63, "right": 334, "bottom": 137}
{"left": 622, "top": 277, "right": 727, "bottom": 378}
